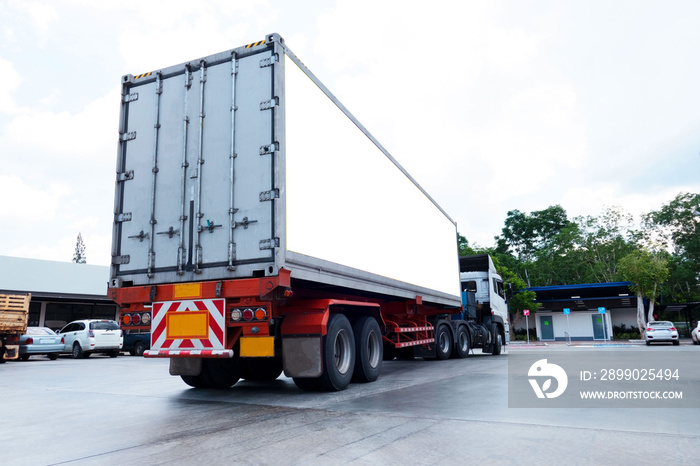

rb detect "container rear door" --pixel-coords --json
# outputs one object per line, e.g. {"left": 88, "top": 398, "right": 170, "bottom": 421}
{"left": 113, "top": 47, "right": 278, "bottom": 285}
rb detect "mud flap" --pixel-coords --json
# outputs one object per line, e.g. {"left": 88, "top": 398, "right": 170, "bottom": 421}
{"left": 282, "top": 337, "right": 322, "bottom": 378}
{"left": 170, "top": 358, "right": 203, "bottom": 376}
{"left": 3, "top": 344, "right": 19, "bottom": 360}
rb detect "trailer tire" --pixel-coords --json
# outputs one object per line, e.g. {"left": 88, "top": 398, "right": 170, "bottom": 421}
{"left": 491, "top": 324, "right": 502, "bottom": 356}
{"left": 453, "top": 326, "right": 470, "bottom": 358}
{"left": 243, "top": 358, "right": 283, "bottom": 381}
{"left": 200, "top": 358, "right": 240, "bottom": 389}
{"left": 293, "top": 377, "right": 322, "bottom": 391}
{"left": 352, "top": 317, "right": 383, "bottom": 383}
{"left": 434, "top": 325, "right": 453, "bottom": 360}
{"left": 181, "top": 374, "right": 209, "bottom": 388}
{"left": 319, "top": 313, "right": 355, "bottom": 391}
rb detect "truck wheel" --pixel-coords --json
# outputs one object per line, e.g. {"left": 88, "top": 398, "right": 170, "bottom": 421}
{"left": 243, "top": 358, "right": 283, "bottom": 381}
{"left": 293, "top": 377, "right": 321, "bottom": 391}
{"left": 181, "top": 374, "right": 209, "bottom": 388}
{"left": 352, "top": 317, "right": 383, "bottom": 383}
{"left": 491, "top": 325, "right": 502, "bottom": 355}
{"left": 453, "top": 326, "right": 470, "bottom": 358}
{"left": 133, "top": 341, "right": 146, "bottom": 356}
{"left": 72, "top": 343, "right": 85, "bottom": 359}
{"left": 434, "top": 325, "right": 453, "bottom": 360}
{"left": 319, "top": 313, "right": 355, "bottom": 391}
{"left": 201, "top": 358, "right": 240, "bottom": 389}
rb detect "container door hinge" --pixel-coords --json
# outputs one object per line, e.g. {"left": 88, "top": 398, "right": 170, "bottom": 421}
{"left": 112, "top": 255, "right": 130, "bottom": 265}
{"left": 260, "top": 97, "right": 279, "bottom": 111}
{"left": 117, "top": 170, "right": 134, "bottom": 182}
{"left": 259, "top": 238, "right": 280, "bottom": 250}
{"left": 123, "top": 93, "right": 139, "bottom": 103}
{"left": 120, "top": 132, "right": 137, "bottom": 142}
{"left": 259, "top": 142, "right": 278, "bottom": 156}
{"left": 259, "top": 55, "right": 278, "bottom": 68}
{"left": 259, "top": 189, "right": 279, "bottom": 202}
{"left": 115, "top": 212, "right": 132, "bottom": 222}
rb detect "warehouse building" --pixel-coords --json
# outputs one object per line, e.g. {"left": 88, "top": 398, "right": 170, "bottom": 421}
{"left": 0, "top": 255, "right": 116, "bottom": 331}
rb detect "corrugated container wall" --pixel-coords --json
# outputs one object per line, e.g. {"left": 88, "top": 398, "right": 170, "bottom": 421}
{"left": 110, "top": 33, "right": 461, "bottom": 307}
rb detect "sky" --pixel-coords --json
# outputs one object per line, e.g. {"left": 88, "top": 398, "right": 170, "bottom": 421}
{"left": 1, "top": 0, "right": 699, "bottom": 266}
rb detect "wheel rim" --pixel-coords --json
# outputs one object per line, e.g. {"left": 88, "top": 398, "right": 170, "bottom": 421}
{"left": 367, "top": 329, "right": 381, "bottom": 368}
{"left": 333, "top": 329, "right": 353, "bottom": 375}
{"left": 439, "top": 330, "right": 450, "bottom": 353}
{"left": 458, "top": 331, "right": 468, "bottom": 352}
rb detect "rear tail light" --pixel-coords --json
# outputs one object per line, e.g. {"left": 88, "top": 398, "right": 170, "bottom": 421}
{"left": 132, "top": 313, "right": 141, "bottom": 325}
{"left": 122, "top": 314, "right": 131, "bottom": 325}
{"left": 669, "top": 327, "right": 677, "bottom": 331}
{"left": 646, "top": 328, "right": 653, "bottom": 332}
{"left": 89, "top": 330, "right": 95, "bottom": 338}
{"left": 230, "top": 306, "right": 268, "bottom": 322}
{"left": 61, "top": 337, "right": 65, "bottom": 344}
{"left": 141, "top": 313, "right": 150, "bottom": 325}
{"left": 25, "top": 337, "right": 33, "bottom": 345}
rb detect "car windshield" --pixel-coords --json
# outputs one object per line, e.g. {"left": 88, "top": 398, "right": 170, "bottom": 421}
{"left": 27, "top": 327, "right": 56, "bottom": 336}
{"left": 90, "top": 321, "right": 120, "bottom": 331}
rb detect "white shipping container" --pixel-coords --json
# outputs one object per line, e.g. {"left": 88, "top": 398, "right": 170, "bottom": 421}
{"left": 110, "top": 34, "right": 460, "bottom": 306}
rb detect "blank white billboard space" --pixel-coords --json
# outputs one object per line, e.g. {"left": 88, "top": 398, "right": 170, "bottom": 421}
{"left": 284, "top": 55, "right": 460, "bottom": 297}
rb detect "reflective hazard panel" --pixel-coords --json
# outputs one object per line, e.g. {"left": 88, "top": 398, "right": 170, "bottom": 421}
{"left": 150, "top": 299, "right": 226, "bottom": 353}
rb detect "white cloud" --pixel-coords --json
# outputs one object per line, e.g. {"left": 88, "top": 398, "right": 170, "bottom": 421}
{"left": 0, "top": 56, "right": 22, "bottom": 112}
{"left": 2, "top": 87, "right": 119, "bottom": 159}
{"left": 0, "top": 175, "right": 70, "bottom": 223}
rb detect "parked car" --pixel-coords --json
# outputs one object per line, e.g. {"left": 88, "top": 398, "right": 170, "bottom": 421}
{"left": 692, "top": 321, "right": 700, "bottom": 345}
{"left": 19, "top": 327, "right": 64, "bottom": 360}
{"left": 122, "top": 331, "right": 150, "bottom": 356}
{"left": 57, "top": 320, "right": 123, "bottom": 358}
{"left": 644, "top": 321, "right": 679, "bottom": 346}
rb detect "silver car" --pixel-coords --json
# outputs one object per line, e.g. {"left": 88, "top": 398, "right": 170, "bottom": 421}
{"left": 645, "top": 321, "right": 679, "bottom": 346}
{"left": 57, "top": 320, "right": 124, "bottom": 358}
{"left": 692, "top": 321, "right": 700, "bottom": 345}
{"left": 19, "top": 327, "right": 64, "bottom": 360}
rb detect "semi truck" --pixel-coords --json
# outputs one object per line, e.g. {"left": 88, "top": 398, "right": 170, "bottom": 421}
{"left": 0, "top": 293, "right": 30, "bottom": 363}
{"left": 108, "top": 33, "right": 507, "bottom": 391}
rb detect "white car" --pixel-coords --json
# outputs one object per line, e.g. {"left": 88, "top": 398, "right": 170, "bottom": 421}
{"left": 57, "top": 320, "right": 123, "bottom": 358}
{"left": 692, "top": 321, "right": 700, "bottom": 345}
{"left": 644, "top": 321, "right": 679, "bottom": 346}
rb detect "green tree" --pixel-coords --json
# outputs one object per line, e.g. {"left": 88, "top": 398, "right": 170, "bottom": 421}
{"left": 574, "top": 206, "right": 638, "bottom": 283}
{"left": 457, "top": 233, "right": 477, "bottom": 257}
{"left": 618, "top": 249, "right": 670, "bottom": 334}
{"left": 73, "top": 233, "right": 86, "bottom": 264}
{"left": 643, "top": 192, "right": 700, "bottom": 303}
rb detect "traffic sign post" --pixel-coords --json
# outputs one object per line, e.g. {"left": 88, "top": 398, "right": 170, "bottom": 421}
{"left": 524, "top": 310, "right": 530, "bottom": 344}
{"left": 563, "top": 308, "right": 571, "bottom": 343}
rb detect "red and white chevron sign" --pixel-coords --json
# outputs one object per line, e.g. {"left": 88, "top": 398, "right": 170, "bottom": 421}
{"left": 146, "top": 298, "right": 230, "bottom": 357}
